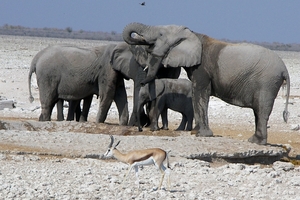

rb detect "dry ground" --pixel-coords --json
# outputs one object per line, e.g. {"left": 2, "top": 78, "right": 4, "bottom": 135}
{"left": 1, "top": 35, "right": 300, "bottom": 199}
{"left": 0, "top": 35, "right": 299, "bottom": 159}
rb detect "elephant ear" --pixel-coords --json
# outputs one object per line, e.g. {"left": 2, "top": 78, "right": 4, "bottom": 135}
{"left": 110, "top": 43, "right": 133, "bottom": 79}
{"left": 148, "top": 79, "right": 165, "bottom": 101}
{"left": 160, "top": 28, "right": 202, "bottom": 68}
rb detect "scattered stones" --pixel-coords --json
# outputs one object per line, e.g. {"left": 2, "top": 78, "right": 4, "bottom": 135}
{"left": 273, "top": 161, "right": 295, "bottom": 171}
{"left": 0, "top": 100, "right": 15, "bottom": 110}
{"left": 0, "top": 35, "right": 300, "bottom": 199}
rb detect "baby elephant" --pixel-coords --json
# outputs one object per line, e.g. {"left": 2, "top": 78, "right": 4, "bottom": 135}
{"left": 137, "top": 78, "right": 193, "bottom": 131}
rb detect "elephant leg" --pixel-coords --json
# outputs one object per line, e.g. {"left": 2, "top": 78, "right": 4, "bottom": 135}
{"left": 129, "top": 75, "right": 149, "bottom": 127}
{"left": 37, "top": 80, "right": 61, "bottom": 121}
{"left": 67, "top": 100, "right": 80, "bottom": 121}
{"left": 186, "top": 115, "right": 193, "bottom": 131}
{"left": 128, "top": 85, "right": 139, "bottom": 126}
{"left": 114, "top": 79, "right": 129, "bottom": 125}
{"left": 96, "top": 98, "right": 113, "bottom": 123}
{"left": 176, "top": 114, "right": 187, "bottom": 131}
{"left": 56, "top": 99, "right": 64, "bottom": 121}
{"left": 129, "top": 108, "right": 138, "bottom": 126}
{"left": 190, "top": 76, "right": 213, "bottom": 137}
{"left": 143, "top": 102, "right": 151, "bottom": 127}
{"left": 140, "top": 111, "right": 150, "bottom": 127}
{"left": 75, "top": 101, "right": 82, "bottom": 122}
{"left": 79, "top": 95, "right": 93, "bottom": 122}
{"left": 96, "top": 74, "right": 118, "bottom": 123}
{"left": 39, "top": 94, "right": 57, "bottom": 121}
{"left": 137, "top": 103, "right": 145, "bottom": 132}
{"left": 148, "top": 99, "right": 161, "bottom": 131}
{"left": 160, "top": 107, "right": 168, "bottom": 130}
{"left": 248, "top": 93, "right": 275, "bottom": 145}
{"left": 39, "top": 102, "right": 55, "bottom": 121}
{"left": 248, "top": 112, "right": 268, "bottom": 145}
{"left": 129, "top": 102, "right": 149, "bottom": 127}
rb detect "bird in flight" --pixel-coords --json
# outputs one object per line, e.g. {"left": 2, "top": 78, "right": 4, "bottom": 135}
{"left": 140, "top": 2, "right": 145, "bottom": 6}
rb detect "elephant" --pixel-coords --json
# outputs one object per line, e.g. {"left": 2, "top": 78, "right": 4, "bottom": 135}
{"left": 122, "top": 22, "right": 290, "bottom": 145}
{"left": 110, "top": 42, "right": 181, "bottom": 126}
{"left": 137, "top": 78, "right": 193, "bottom": 132}
{"left": 28, "top": 44, "right": 129, "bottom": 125}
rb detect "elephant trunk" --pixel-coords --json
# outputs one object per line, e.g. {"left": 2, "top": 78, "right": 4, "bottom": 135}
{"left": 122, "top": 22, "right": 152, "bottom": 45}
{"left": 141, "top": 56, "right": 163, "bottom": 86}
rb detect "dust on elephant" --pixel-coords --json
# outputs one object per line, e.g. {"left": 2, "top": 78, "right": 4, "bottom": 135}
{"left": 28, "top": 44, "right": 128, "bottom": 125}
{"left": 110, "top": 42, "right": 181, "bottom": 126}
{"left": 122, "top": 22, "right": 290, "bottom": 145}
{"left": 137, "top": 78, "right": 193, "bottom": 132}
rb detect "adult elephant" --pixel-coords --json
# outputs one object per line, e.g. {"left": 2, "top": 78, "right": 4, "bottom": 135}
{"left": 110, "top": 42, "right": 181, "bottom": 126}
{"left": 122, "top": 22, "right": 290, "bottom": 145}
{"left": 28, "top": 44, "right": 128, "bottom": 125}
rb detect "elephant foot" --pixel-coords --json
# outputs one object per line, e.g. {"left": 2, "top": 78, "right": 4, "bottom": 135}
{"left": 150, "top": 126, "right": 159, "bottom": 132}
{"left": 79, "top": 116, "right": 87, "bottom": 122}
{"left": 175, "top": 126, "right": 185, "bottom": 131}
{"left": 161, "top": 126, "right": 169, "bottom": 130}
{"left": 128, "top": 120, "right": 137, "bottom": 126}
{"left": 192, "top": 128, "right": 213, "bottom": 137}
{"left": 39, "top": 114, "right": 50, "bottom": 121}
{"left": 248, "top": 135, "right": 267, "bottom": 145}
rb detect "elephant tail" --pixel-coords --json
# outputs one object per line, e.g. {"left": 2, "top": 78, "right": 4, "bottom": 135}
{"left": 282, "top": 71, "right": 290, "bottom": 123}
{"left": 28, "top": 59, "right": 36, "bottom": 103}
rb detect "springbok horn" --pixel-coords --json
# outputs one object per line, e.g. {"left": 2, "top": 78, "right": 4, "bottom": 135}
{"left": 114, "top": 140, "right": 121, "bottom": 148}
{"left": 108, "top": 135, "right": 114, "bottom": 148}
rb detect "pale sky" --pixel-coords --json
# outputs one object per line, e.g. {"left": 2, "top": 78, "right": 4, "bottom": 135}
{"left": 0, "top": 0, "right": 299, "bottom": 43}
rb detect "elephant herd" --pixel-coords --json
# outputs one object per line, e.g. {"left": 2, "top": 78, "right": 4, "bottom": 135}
{"left": 28, "top": 22, "right": 291, "bottom": 145}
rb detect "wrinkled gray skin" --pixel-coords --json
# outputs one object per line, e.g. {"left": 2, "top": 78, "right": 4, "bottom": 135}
{"left": 110, "top": 42, "right": 181, "bottom": 126}
{"left": 123, "top": 22, "right": 290, "bottom": 145}
{"left": 137, "top": 78, "right": 193, "bottom": 132}
{"left": 28, "top": 44, "right": 128, "bottom": 125}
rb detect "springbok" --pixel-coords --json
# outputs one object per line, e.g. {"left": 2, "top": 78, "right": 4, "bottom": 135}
{"left": 104, "top": 135, "right": 171, "bottom": 190}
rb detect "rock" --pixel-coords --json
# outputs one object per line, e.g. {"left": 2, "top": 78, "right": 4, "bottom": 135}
{"left": 289, "top": 176, "right": 300, "bottom": 186}
{"left": 273, "top": 161, "right": 295, "bottom": 171}
{"left": 0, "top": 100, "right": 15, "bottom": 110}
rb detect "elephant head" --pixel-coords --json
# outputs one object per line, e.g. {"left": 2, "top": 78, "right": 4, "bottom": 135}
{"left": 110, "top": 42, "right": 149, "bottom": 78}
{"left": 110, "top": 42, "right": 182, "bottom": 126}
{"left": 122, "top": 22, "right": 202, "bottom": 84}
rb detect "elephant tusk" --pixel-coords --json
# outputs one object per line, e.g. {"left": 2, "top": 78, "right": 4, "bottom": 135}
{"left": 143, "top": 65, "right": 149, "bottom": 71}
